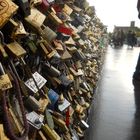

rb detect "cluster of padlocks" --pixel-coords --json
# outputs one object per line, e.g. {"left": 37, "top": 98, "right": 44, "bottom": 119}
{"left": 0, "top": 0, "right": 107, "bottom": 139}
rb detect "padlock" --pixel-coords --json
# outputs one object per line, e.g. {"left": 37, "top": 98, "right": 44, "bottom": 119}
{"left": 74, "top": 126, "right": 84, "bottom": 138}
{"left": 48, "top": 12, "right": 63, "bottom": 26}
{"left": 56, "top": 32, "right": 70, "bottom": 42}
{"left": 50, "top": 77, "right": 62, "bottom": 88}
{"left": 38, "top": 25, "right": 57, "bottom": 43}
{"left": 75, "top": 61, "right": 82, "bottom": 69}
{"left": 30, "top": 0, "right": 42, "bottom": 7}
{"left": 73, "top": 49, "right": 86, "bottom": 61}
{"left": 6, "top": 41, "right": 26, "bottom": 58}
{"left": 26, "top": 111, "right": 44, "bottom": 130}
{"left": 38, "top": 41, "right": 49, "bottom": 56}
{"left": 61, "top": 49, "right": 72, "bottom": 60}
{"left": 58, "top": 98, "right": 71, "bottom": 112}
{"left": 69, "top": 67, "right": 78, "bottom": 77}
{"left": 52, "top": 40, "right": 64, "bottom": 51}
{"left": 25, "top": 8, "right": 46, "bottom": 28}
{"left": 69, "top": 127, "right": 79, "bottom": 140}
{"left": 45, "top": 109, "right": 54, "bottom": 130}
{"left": 62, "top": 131, "right": 72, "bottom": 140}
{"left": 72, "top": 5, "right": 82, "bottom": 12}
{"left": 56, "top": 11, "right": 68, "bottom": 22}
{"left": 57, "top": 24, "right": 73, "bottom": 35}
{"left": 67, "top": 91, "right": 73, "bottom": 102}
{"left": 42, "top": 124, "right": 61, "bottom": 140}
{"left": 52, "top": 116, "right": 69, "bottom": 132}
{"left": 41, "top": 86, "right": 51, "bottom": 103}
{"left": 62, "top": 4, "right": 73, "bottom": 15}
{"left": 0, "top": 124, "right": 9, "bottom": 140}
{"left": 47, "top": 89, "right": 59, "bottom": 110}
{"left": 58, "top": 74, "right": 73, "bottom": 89}
{"left": 1, "top": 19, "right": 18, "bottom": 40}
{"left": 38, "top": 130, "right": 47, "bottom": 140}
{"left": 25, "top": 95, "right": 41, "bottom": 111}
{"left": 0, "top": 0, "right": 18, "bottom": 28}
{"left": 14, "top": 0, "right": 30, "bottom": 17}
{"left": 47, "top": 0, "right": 55, "bottom": 3}
{"left": 80, "top": 120, "right": 89, "bottom": 130}
{"left": 0, "top": 62, "right": 12, "bottom": 91}
{"left": 37, "top": 0, "right": 50, "bottom": 14}
{"left": 25, "top": 39, "right": 38, "bottom": 54}
{"left": 25, "top": 71, "right": 47, "bottom": 94}
{"left": 69, "top": 106, "right": 74, "bottom": 117}
{"left": 75, "top": 104, "right": 84, "bottom": 114}
{"left": 38, "top": 40, "right": 57, "bottom": 59}
{"left": 11, "top": 21, "right": 27, "bottom": 39}
{"left": 39, "top": 97, "right": 49, "bottom": 113}
{"left": 67, "top": 46, "right": 77, "bottom": 53}
{"left": 80, "top": 82, "right": 89, "bottom": 91}
{"left": 58, "top": 93, "right": 64, "bottom": 104}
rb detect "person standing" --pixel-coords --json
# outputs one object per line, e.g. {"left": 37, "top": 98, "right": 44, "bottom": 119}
{"left": 120, "top": 29, "right": 125, "bottom": 46}
{"left": 126, "top": 31, "right": 137, "bottom": 48}
{"left": 127, "top": 30, "right": 134, "bottom": 48}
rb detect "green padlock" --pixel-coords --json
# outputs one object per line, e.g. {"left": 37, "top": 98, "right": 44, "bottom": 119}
{"left": 26, "top": 39, "right": 37, "bottom": 54}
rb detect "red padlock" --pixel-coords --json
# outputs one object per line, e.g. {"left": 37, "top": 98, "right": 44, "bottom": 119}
{"left": 57, "top": 24, "right": 73, "bottom": 35}
{"left": 38, "top": 0, "right": 50, "bottom": 13}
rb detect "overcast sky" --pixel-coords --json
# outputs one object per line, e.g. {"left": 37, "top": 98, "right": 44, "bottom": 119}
{"left": 87, "top": 0, "right": 140, "bottom": 32}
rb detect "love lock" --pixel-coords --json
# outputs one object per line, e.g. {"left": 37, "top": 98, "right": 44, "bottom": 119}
{"left": 0, "top": 0, "right": 18, "bottom": 28}
{"left": 0, "top": 32, "right": 12, "bottom": 90}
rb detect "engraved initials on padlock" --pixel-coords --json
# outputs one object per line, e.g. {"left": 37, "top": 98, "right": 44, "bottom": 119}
{"left": 0, "top": 1, "right": 8, "bottom": 14}
{"left": 0, "top": 0, "right": 18, "bottom": 28}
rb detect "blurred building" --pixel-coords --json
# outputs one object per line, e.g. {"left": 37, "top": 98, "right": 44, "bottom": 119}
{"left": 114, "top": 21, "right": 140, "bottom": 36}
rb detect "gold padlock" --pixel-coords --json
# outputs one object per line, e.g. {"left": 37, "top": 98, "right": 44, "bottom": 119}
{"left": 11, "top": 21, "right": 27, "bottom": 39}
{"left": 39, "top": 97, "right": 49, "bottom": 113}
{"left": 52, "top": 116, "right": 68, "bottom": 132}
{"left": 64, "top": 37, "right": 76, "bottom": 45}
{"left": 38, "top": 40, "right": 57, "bottom": 59}
{"left": 48, "top": 12, "right": 63, "bottom": 26}
{"left": 25, "top": 8, "right": 46, "bottom": 28}
{"left": 6, "top": 41, "right": 26, "bottom": 58}
{"left": 0, "top": 0, "right": 18, "bottom": 28}
{"left": 30, "top": 0, "right": 42, "bottom": 7}
{"left": 53, "top": 40, "right": 64, "bottom": 52}
{"left": 0, "top": 62, "right": 12, "bottom": 91}
{"left": 62, "top": 4, "right": 73, "bottom": 15}
{"left": 61, "top": 49, "right": 72, "bottom": 60}
{"left": 0, "top": 124, "right": 10, "bottom": 140}
{"left": 38, "top": 131, "right": 47, "bottom": 140}
{"left": 42, "top": 124, "right": 61, "bottom": 140}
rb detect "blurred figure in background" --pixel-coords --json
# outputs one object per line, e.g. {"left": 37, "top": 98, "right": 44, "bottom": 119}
{"left": 126, "top": 30, "right": 136, "bottom": 48}
{"left": 119, "top": 29, "right": 125, "bottom": 46}
{"left": 112, "top": 29, "right": 125, "bottom": 47}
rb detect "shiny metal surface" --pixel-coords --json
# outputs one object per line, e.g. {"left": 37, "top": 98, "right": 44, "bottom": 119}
{"left": 85, "top": 46, "right": 140, "bottom": 140}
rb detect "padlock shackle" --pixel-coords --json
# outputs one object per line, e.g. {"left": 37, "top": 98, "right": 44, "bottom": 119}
{"left": 0, "top": 31, "right": 6, "bottom": 46}
{"left": 9, "top": 60, "right": 21, "bottom": 81}
{"left": 0, "top": 62, "right": 5, "bottom": 75}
